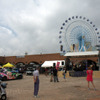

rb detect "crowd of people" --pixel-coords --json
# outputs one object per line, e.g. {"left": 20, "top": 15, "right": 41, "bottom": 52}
{"left": 33, "top": 64, "right": 96, "bottom": 98}
{"left": 44, "top": 66, "right": 67, "bottom": 82}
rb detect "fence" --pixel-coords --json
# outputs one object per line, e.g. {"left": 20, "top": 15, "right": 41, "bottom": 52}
{"left": 69, "top": 71, "right": 86, "bottom": 77}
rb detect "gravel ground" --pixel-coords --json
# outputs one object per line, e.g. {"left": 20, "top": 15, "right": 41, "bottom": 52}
{"left": 4, "top": 74, "right": 100, "bottom": 100}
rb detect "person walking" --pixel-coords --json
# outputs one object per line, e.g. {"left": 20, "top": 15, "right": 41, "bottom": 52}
{"left": 33, "top": 66, "right": 40, "bottom": 98}
{"left": 86, "top": 65, "right": 96, "bottom": 90}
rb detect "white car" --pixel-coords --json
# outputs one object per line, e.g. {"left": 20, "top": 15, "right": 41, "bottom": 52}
{"left": 26, "top": 67, "right": 35, "bottom": 75}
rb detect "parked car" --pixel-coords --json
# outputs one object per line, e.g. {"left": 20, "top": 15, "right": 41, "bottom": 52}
{"left": 0, "top": 71, "right": 23, "bottom": 81}
{"left": 11, "top": 68, "right": 19, "bottom": 73}
{"left": 26, "top": 67, "right": 35, "bottom": 75}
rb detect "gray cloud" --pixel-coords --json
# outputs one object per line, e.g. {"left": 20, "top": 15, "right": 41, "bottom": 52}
{"left": 0, "top": 0, "right": 100, "bottom": 56}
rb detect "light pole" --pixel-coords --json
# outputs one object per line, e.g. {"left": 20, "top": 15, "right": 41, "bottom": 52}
{"left": 96, "top": 45, "right": 100, "bottom": 71}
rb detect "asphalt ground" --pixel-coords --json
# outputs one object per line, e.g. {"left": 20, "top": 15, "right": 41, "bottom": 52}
{"left": 4, "top": 74, "right": 100, "bottom": 100}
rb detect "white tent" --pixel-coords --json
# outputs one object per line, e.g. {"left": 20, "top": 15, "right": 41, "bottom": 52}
{"left": 41, "top": 60, "right": 65, "bottom": 68}
{"left": 64, "top": 51, "right": 98, "bottom": 57}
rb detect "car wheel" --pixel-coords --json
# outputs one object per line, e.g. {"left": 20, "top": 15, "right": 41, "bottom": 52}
{"left": 2, "top": 76, "right": 7, "bottom": 81}
{"left": 1, "top": 94, "right": 7, "bottom": 100}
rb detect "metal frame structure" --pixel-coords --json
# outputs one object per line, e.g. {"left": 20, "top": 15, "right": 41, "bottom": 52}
{"left": 59, "top": 16, "right": 99, "bottom": 55}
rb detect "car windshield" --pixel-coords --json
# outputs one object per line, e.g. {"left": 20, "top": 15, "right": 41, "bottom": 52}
{"left": 27, "top": 67, "right": 34, "bottom": 71}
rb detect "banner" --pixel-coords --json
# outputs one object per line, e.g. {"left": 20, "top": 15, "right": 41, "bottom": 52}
{"left": 56, "top": 62, "right": 60, "bottom": 70}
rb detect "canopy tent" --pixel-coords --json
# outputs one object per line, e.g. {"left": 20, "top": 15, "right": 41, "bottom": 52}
{"left": 64, "top": 51, "right": 98, "bottom": 57}
{"left": 41, "top": 60, "right": 65, "bottom": 68}
{"left": 2, "top": 62, "right": 14, "bottom": 68}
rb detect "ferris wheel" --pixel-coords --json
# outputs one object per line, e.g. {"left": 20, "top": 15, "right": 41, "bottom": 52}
{"left": 59, "top": 16, "right": 99, "bottom": 54}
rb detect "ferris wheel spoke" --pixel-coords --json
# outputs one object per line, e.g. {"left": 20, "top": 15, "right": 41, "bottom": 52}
{"left": 59, "top": 16, "right": 98, "bottom": 54}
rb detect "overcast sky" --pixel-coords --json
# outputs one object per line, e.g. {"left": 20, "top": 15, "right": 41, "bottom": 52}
{"left": 0, "top": 0, "right": 100, "bottom": 56}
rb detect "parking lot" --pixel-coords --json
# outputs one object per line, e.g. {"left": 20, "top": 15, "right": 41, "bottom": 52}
{"left": 5, "top": 74, "right": 100, "bottom": 100}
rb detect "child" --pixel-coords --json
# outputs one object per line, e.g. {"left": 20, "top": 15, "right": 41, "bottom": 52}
{"left": 86, "top": 65, "right": 96, "bottom": 90}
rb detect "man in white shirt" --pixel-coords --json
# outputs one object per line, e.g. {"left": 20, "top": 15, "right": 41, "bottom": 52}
{"left": 33, "top": 66, "right": 40, "bottom": 98}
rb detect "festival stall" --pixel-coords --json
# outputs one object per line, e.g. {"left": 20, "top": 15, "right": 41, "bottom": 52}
{"left": 2, "top": 62, "right": 14, "bottom": 68}
{"left": 41, "top": 60, "right": 65, "bottom": 68}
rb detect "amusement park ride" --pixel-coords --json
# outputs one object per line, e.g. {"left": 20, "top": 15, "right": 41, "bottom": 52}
{"left": 59, "top": 16, "right": 100, "bottom": 70}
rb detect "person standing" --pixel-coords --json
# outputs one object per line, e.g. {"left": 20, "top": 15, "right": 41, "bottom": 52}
{"left": 53, "top": 67, "right": 59, "bottom": 82}
{"left": 86, "top": 65, "right": 96, "bottom": 90}
{"left": 50, "top": 67, "right": 53, "bottom": 82}
{"left": 45, "top": 68, "right": 48, "bottom": 76}
{"left": 63, "top": 67, "right": 67, "bottom": 81}
{"left": 33, "top": 66, "right": 40, "bottom": 98}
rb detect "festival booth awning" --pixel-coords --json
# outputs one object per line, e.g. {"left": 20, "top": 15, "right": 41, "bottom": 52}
{"left": 41, "top": 60, "right": 65, "bottom": 68}
{"left": 64, "top": 51, "right": 99, "bottom": 57}
{"left": 2, "top": 62, "right": 14, "bottom": 68}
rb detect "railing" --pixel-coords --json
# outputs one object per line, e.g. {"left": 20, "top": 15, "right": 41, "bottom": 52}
{"left": 69, "top": 71, "right": 86, "bottom": 77}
